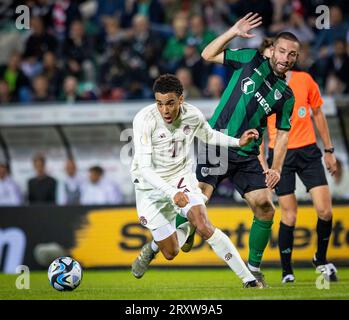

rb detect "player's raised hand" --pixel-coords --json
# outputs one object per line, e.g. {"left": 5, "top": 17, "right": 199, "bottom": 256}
{"left": 264, "top": 168, "right": 281, "bottom": 189}
{"left": 173, "top": 191, "right": 189, "bottom": 208}
{"left": 229, "top": 12, "right": 263, "bottom": 39}
{"left": 239, "top": 129, "right": 259, "bottom": 147}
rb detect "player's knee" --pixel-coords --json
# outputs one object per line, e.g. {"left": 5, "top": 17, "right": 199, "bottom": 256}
{"left": 280, "top": 206, "right": 297, "bottom": 225}
{"left": 256, "top": 199, "right": 275, "bottom": 220}
{"left": 282, "top": 211, "right": 297, "bottom": 226}
{"left": 198, "top": 182, "right": 213, "bottom": 200}
{"left": 164, "top": 253, "right": 177, "bottom": 261}
{"left": 195, "top": 220, "right": 215, "bottom": 240}
{"left": 162, "top": 247, "right": 179, "bottom": 260}
{"left": 317, "top": 207, "right": 332, "bottom": 221}
{"left": 189, "top": 209, "right": 214, "bottom": 239}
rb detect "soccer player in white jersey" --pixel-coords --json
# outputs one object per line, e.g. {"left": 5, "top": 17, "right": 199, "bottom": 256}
{"left": 131, "top": 74, "right": 262, "bottom": 288}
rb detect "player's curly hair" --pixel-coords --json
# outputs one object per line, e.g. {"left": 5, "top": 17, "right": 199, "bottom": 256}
{"left": 153, "top": 74, "right": 183, "bottom": 97}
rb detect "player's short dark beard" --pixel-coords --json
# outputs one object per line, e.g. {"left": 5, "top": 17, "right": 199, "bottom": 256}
{"left": 269, "top": 55, "right": 292, "bottom": 78}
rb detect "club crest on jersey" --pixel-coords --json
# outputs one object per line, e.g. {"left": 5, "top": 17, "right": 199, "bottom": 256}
{"left": 298, "top": 106, "right": 306, "bottom": 118}
{"left": 274, "top": 89, "right": 282, "bottom": 100}
{"left": 183, "top": 125, "right": 191, "bottom": 135}
{"left": 201, "top": 167, "right": 211, "bottom": 177}
{"left": 241, "top": 77, "right": 255, "bottom": 94}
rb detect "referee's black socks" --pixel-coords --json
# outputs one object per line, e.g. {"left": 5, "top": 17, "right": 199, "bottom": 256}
{"left": 278, "top": 222, "right": 295, "bottom": 276}
{"left": 315, "top": 217, "right": 333, "bottom": 263}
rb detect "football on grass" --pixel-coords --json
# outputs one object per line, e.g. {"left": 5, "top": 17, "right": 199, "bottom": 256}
{"left": 48, "top": 257, "right": 82, "bottom": 291}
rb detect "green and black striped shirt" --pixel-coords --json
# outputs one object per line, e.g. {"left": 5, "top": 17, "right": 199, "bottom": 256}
{"left": 209, "top": 48, "right": 295, "bottom": 157}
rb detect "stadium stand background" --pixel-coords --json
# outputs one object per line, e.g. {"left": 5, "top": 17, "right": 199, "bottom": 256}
{"left": 0, "top": 0, "right": 349, "bottom": 206}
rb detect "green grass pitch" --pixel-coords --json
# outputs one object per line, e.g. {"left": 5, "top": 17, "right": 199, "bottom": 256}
{"left": 1, "top": 268, "right": 349, "bottom": 300}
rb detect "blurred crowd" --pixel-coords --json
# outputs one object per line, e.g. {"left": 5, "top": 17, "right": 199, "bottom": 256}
{"left": 0, "top": 0, "right": 348, "bottom": 106}
{"left": 1, "top": 151, "right": 348, "bottom": 206}
{"left": 0, "top": 153, "right": 124, "bottom": 206}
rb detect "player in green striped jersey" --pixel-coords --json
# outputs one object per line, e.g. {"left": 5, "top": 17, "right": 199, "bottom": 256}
{"left": 193, "top": 13, "right": 300, "bottom": 287}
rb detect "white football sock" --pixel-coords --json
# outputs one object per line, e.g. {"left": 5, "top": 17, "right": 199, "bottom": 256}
{"left": 206, "top": 228, "right": 256, "bottom": 283}
{"left": 151, "top": 240, "right": 159, "bottom": 253}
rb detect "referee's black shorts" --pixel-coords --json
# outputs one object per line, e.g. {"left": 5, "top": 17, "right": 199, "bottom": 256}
{"left": 267, "top": 143, "right": 328, "bottom": 197}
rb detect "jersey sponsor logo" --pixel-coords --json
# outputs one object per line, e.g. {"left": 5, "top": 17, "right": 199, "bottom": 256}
{"left": 255, "top": 91, "right": 272, "bottom": 114}
{"left": 241, "top": 77, "right": 255, "bottom": 94}
{"left": 298, "top": 106, "right": 307, "bottom": 118}
{"left": 157, "top": 129, "right": 167, "bottom": 139}
{"left": 274, "top": 89, "right": 282, "bottom": 100}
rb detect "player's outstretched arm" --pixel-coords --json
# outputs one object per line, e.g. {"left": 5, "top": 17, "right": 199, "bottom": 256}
{"left": 239, "top": 129, "right": 259, "bottom": 147}
{"left": 196, "top": 114, "right": 258, "bottom": 148}
{"left": 201, "top": 12, "right": 262, "bottom": 64}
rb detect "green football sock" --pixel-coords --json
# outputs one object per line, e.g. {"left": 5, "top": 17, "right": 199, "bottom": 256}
{"left": 248, "top": 217, "right": 273, "bottom": 268}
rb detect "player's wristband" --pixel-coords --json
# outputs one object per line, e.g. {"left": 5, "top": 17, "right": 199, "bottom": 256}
{"left": 324, "top": 147, "right": 335, "bottom": 153}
